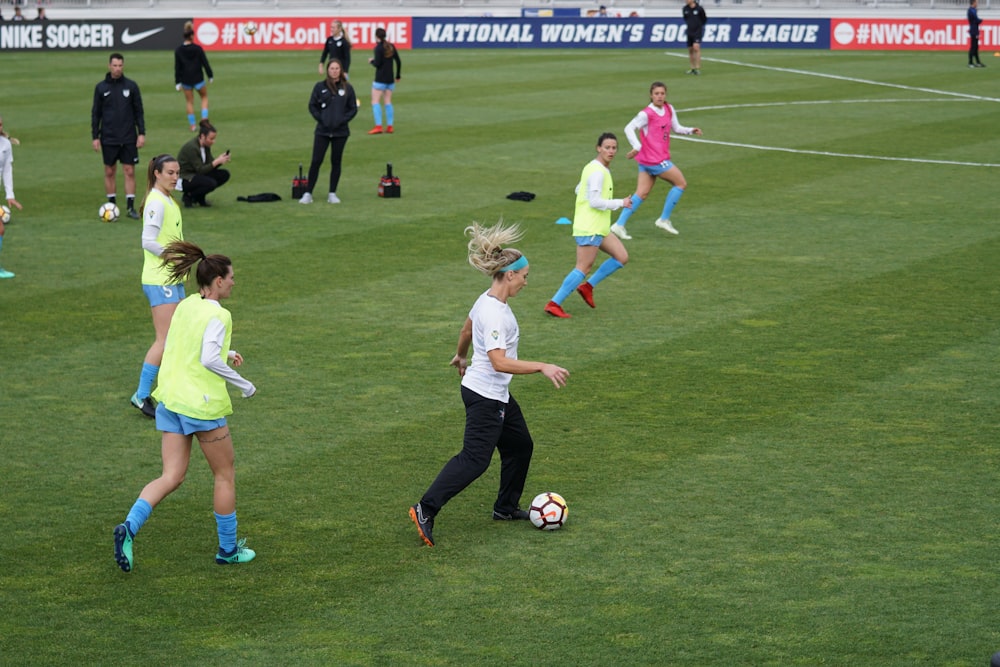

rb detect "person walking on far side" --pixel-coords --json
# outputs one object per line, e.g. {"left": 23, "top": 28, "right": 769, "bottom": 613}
{"left": 0, "top": 115, "right": 23, "bottom": 279}
{"left": 114, "top": 240, "right": 257, "bottom": 573}
{"left": 968, "top": 0, "right": 985, "bottom": 68}
{"left": 299, "top": 59, "right": 357, "bottom": 205}
{"left": 92, "top": 52, "right": 146, "bottom": 219}
{"left": 319, "top": 21, "right": 351, "bottom": 78}
{"left": 175, "top": 21, "right": 215, "bottom": 131}
{"left": 544, "top": 133, "right": 632, "bottom": 319}
{"left": 178, "top": 120, "right": 231, "bottom": 208}
{"left": 610, "top": 82, "right": 702, "bottom": 240}
{"left": 683, "top": 0, "right": 707, "bottom": 75}
{"left": 131, "top": 155, "right": 185, "bottom": 419}
{"left": 409, "top": 221, "right": 570, "bottom": 547}
{"left": 367, "top": 27, "right": 401, "bottom": 135}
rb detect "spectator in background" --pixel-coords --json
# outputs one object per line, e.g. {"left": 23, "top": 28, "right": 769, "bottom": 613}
{"left": 36, "top": 7, "right": 48, "bottom": 19}
{"left": 92, "top": 52, "right": 146, "bottom": 219}
{"left": 367, "top": 27, "right": 401, "bottom": 135}
{"left": 319, "top": 21, "right": 351, "bottom": 78}
{"left": 12, "top": 6, "right": 25, "bottom": 20}
{"left": 683, "top": 0, "right": 707, "bottom": 75}
{"left": 178, "top": 120, "right": 231, "bottom": 208}
{"left": 968, "top": 0, "right": 985, "bottom": 68}
{"left": 175, "top": 21, "right": 214, "bottom": 131}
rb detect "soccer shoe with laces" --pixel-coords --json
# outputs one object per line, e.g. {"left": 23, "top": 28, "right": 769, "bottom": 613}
{"left": 113, "top": 523, "right": 134, "bottom": 572}
{"left": 299, "top": 192, "right": 313, "bottom": 205}
{"left": 126, "top": 209, "right": 140, "bottom": 220}
{"left": 0, "top": 268, "right": 15, "bottom": 279}
{"left": 216, "top": 538, "right": 256, "bottom": 565}
{"left": 577, "top": 282, "right": 595, "bottom": 309}
{"left": 368, "top": 125, "right": 384, "bottom": 135}
{"left": 655, "top": 218, "right": 679, "bottom": 235}
{"left": 409, "top": 503, "right": 435, "bottom": 547}
{"left": 327, "top": 193, "right": 341, "bottom": 204}
{"left": 492, "top": 509, "right": 530, "bottom": 521}
{"left": 544, "top": 301, "right": 571, "bottom": 318}
{"left": 130, "top": 392, "right": 156, "bottom": 419}
{"left": 386, "top": 126, "right": 394, "bottom": 134}
{"left": 610, "top": 223, "right": 632, "bottom": 240}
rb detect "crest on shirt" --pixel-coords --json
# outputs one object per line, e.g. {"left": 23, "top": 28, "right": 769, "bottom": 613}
{"left": 123, "top": 89, "right": 131, "bottom": 98}
{"left": 491, "top": 330, "right": 499, "bottom": 340}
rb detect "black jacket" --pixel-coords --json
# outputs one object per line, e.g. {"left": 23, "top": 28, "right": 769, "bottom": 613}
{"left": 175, "top": 43, "right": 214, "bottom": 86}
{"left": 91, "top": 73, "right": 145, "bottom": 144}
{"left": 308, "top": 80, "right": 358, "bottom": 137}
{"left": 371, "top": 42, "right": 402, "bottom": 85}
{"left": 320, "top": 36, "right": 351, "bottom": 74}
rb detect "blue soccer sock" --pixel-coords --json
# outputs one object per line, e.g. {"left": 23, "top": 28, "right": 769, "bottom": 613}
{"left": 0, "top": 235, "right": 4, "bottom": 259}
{"left": 385, "top": 104, "right": 394, "bottom": 126}
{"left": 614, "top": 194, "right": 643, "bottom": 227}
{"left": 137, "top": 363, "right": 159, "bottom": 400}
{"left": 125, "top": 498, "right": 153, "bottom": 536}
{"left": 661, "top": 186, "right": 685, "bottom": 220}
{"left": 187, "top": 113, "right": 196, "bottom": 128}
{"left": 201, "top": 107, "right": 209, "bottom": 120}
{"left": 552, "top": 269, "right": 586, "bottom": 305}
{"left": 588, "top": 258, "right": 624, "bottom": 287}
{"left": 372, "top": 103, "right": 383, "bottom": 126}
{"left": 214, "top": 511, "right": 238, "bottom": 554}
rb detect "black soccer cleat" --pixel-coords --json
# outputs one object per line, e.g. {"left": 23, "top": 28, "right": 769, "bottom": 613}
{"left": 409, "top": 503, "right": 435, "bottom": 547}
{"left": 492, "top": 509, "right": 530, "bottom": 521}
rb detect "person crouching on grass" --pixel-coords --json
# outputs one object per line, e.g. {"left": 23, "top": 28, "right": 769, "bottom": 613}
{"left": 114, "top": 240, "right": 257, "bottom": 572}
{"left": 409, "top": 221, "right": 570, "bottom": 547}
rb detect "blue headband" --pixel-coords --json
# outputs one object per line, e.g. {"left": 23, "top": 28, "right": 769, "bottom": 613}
{"left": 499, "top": 256, "right": 528, "bottom": 272}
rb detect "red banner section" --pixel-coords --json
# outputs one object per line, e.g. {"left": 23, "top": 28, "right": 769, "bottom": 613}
{"left": 193, "top": 17, "right": 412, "bottom": 51}
{"left": 831, "top": 19, "right": 994, "bottom": 51}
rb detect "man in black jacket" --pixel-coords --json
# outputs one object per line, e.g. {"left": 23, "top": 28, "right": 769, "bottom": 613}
{"left": 92, "top": 53, "right": 146, "bottom": 219}
{"left": 682, "top": 0, "right": 707, "bottom": 75}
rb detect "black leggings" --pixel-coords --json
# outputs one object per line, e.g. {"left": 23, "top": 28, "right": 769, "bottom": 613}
{"left": 969, "top": 36, "right": 981, "bottom": 64}
{"left": 307, "top": 134, "right": 348, "bottom": 194}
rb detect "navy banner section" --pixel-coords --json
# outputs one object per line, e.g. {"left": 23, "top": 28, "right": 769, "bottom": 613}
{"left": 412, "top": 17, "right": 829, "bottom": 49}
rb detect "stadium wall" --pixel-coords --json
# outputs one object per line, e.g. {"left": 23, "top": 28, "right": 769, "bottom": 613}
{"left": 1, "top": 15, "right": 993, "bottom": 51}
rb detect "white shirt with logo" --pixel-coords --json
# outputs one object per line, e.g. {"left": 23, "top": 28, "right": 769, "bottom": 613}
{"left": 461, "top": 290, "right": 519, "bottom": 403}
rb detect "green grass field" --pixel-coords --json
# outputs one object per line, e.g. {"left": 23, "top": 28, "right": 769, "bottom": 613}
{"left": 1, "top": 47, "right": 999, "bottom": 665}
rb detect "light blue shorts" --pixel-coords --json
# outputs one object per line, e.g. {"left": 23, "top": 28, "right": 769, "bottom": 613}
{"left": 155, "top": 402, "right": 227, "bottom": 436}
{"left": 574, "top": 235, "right": 605, "bottom": 247}
{"left": 639, "top": 160, "right": 675, "bottom": 176}
{"left": 180, "top": 81, "right": 207, "bottom": 91}
{"left": 142, "top": 284, "right": 186, "bottom": 307}
{"left": 372, "top": 81, "right": 395, "bottom": 92}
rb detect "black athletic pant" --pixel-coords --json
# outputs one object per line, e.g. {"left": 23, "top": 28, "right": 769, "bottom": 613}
{"left": 306, "top": 134, "right": 348, "bottom": 194}
{"left": 182, "top": 169, "right": 230, "bottom": 204}
{"left": 420, "top": 386, "right": 534, "bottom": 517}
{"left": 969, "top": 36, "right": 981, "bottom": 64}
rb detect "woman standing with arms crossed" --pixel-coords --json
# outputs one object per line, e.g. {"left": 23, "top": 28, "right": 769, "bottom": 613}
{"left": 367, "top": 27, "right": 401, "bottom": 135}
{"left": 175, "top": 21, "right": 214, "bottom": 132}
{"left": 319, "top": 20, "right": 351, "bottom": 77}
{"left": 610, "top": 82, "right": 702, "bottom": 240}
{"left": 0, "top": 115, "right": 22, "bottom": 279}
{"left": 409, "top": 221, "right": 570, "bottom": 547}
{"left": 544, "top": 133, "right": 632, "bottom": 319}
{"left": 114, "top": 240, "right": 257, "bottom": 572}
{"left": 299, "top": 59, "right": 357, "bottom": 205}
{"left": 131, "top": 155, "right": 185, "bottom": 418}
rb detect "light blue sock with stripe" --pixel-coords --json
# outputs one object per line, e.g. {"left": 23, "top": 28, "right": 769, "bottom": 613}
{"left": 552, "top": 269, "right": 586, "bottom": 305}
{"left": 372, "top": 103, "right": 383, "bottom": 126}
{"left": 215, "top": 511, "right": 238, "bottom": 554}
{"left": 385, "top": 104, "right": 394, "bottom": 126}
{"left": 614, "top": 194, "right": 643, "bottom": 227}
{"left": 588, "top": 258, "right": 624, "bottom": 286}
{"left": 661, "top": 186, "right": 685, "bottom": 220}
{"left": 125, "top": 498, "right": 153, "bottom": 537}
{"left": 187, "top": 113, "right": 196, "bottom": 128}
{"left": 201, "top": 108, "right": 209, "bottom": 120}
{"left": 137, "top": 363, "right": 159, "bottom": 400}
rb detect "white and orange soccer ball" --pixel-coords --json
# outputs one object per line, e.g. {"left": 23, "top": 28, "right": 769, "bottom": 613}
{"left": 529, "top": 492, "right": 568, "bottom": 530}
{"left": 244, "top": 21, "right": 258, "bottom": 36}
{"left": 98, "top": 202, "right": 120, "bottom": 222}
{"left": 0, "top": 205, "right": 10, "bottom": 224}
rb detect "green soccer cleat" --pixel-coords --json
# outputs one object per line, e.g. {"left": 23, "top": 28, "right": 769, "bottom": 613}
{"left": 113, "top": 523, "right": 134, "bottom": 573}
{"left": 215, "top": 538, "right": 256, "bottom": 565}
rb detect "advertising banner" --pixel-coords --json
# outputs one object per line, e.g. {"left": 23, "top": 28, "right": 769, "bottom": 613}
{"left": 411, "top": 17, "right": 828, "bottom": 49}
{"left": 192, "top": 17, "right": 412, "bottom": 51}
{"left": 831, "top": 19, "right": 991, "bottom": 50}
{"left": 0, "top": 19, "right": 187, "bottom": 51}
